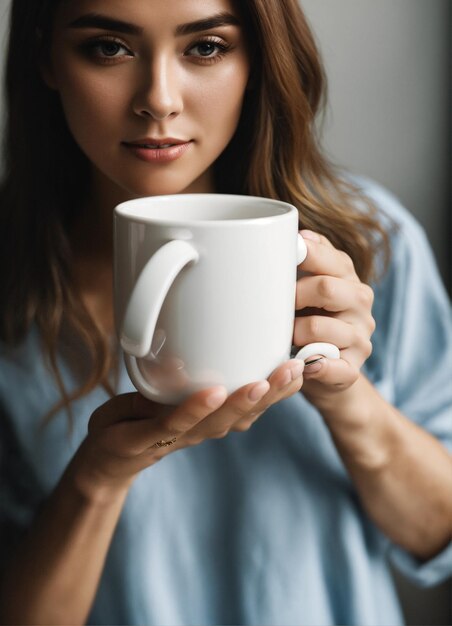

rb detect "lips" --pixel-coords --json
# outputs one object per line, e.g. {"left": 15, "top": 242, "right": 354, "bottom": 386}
{"left": 136, "top": 143, "right": 174, "bottom": 149}
{"left": 123, "top": 137, "right": 189, "bottom": 148}
{"left": 122, "top": 138, "right": 192, "bottom": 163}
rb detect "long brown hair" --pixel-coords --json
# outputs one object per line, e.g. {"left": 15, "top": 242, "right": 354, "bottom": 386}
{"left": 0, "top": 0, "right": 390, "bottom": 418}
{"left": 216, "top": 0, "right": 391, "bottom": 271}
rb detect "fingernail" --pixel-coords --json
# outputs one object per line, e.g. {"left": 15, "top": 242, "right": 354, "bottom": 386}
{"left": 279, "top": 360, "right": 304, "bottom": 389}
{"left": 279, "top": 369, "right": 291, "bottom": 388}
{"left": 206, "top": 387, "right": 227, "bottom": 409}
{"left": 248, "top": 381, "right": 270, "bottom": 403}
{"left": 304, "top": 357, "right": 324, "bottom": 374}
{"left": 301, "top": 230, "right": 320, "bottom": 242}
{"left": 290, "top": 360, "right": 305, "bottom": 380}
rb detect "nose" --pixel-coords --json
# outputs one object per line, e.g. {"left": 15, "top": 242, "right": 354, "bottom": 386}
{"left": 132, "top": 55, "right": 183, "bottom": 121}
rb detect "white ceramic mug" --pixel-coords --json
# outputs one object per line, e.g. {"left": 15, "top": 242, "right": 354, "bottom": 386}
{"left": 114, "top": 194, "right": 339, "bottom": 404}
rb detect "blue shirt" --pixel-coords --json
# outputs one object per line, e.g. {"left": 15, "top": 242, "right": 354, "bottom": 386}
{"left": 1, "top": 177, "right": 451, "bottom": 626}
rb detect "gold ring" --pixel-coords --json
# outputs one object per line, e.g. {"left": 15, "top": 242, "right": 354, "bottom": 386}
{"left": 151, "top": 437, "right": 177, "bottom": 449}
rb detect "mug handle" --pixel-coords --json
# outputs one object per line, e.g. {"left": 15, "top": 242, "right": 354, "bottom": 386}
{"left": 121, "top": 239, "right": 199, "bottom": 358}
{"left": 121, "top": 239, "right": 199, "bottom": 401}
{"left": 294, "top": 234, "right": 341, "bottom": 362}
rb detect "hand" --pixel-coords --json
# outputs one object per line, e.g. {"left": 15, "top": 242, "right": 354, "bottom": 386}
{"left": 76, "top": 359, "right": 305, "bottom": 495}
{"left": 294, "top": 230, "right": 375, "bottom": 410}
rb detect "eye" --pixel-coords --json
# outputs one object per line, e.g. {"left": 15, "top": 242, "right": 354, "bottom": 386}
{"left": 185, "top": 38, "right": 231, "bottom": 62}
{"left": 81, "top": 37, "right": 133, "bottom": 61}
{"left": 98, "top": 41, "right": 126, "bottom": 57}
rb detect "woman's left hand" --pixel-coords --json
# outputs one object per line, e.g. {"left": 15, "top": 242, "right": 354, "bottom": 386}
{"left": 294, "top": 230, "right": 375, "bottom": 410}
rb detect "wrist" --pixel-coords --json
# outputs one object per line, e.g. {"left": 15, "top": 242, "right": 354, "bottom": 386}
{"left": 309, "top": 374, "right": 367, "bottom": 426}
{"left": 320, "top": 375, "right": 397, "bottom": 473}
{"left": 66, "top": 438, "right": 134, "bottom": 506}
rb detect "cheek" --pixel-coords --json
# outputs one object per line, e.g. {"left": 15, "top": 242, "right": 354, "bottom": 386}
{"left": 56, "top": 69, "right": 127, "bottom": 148}
{"left": 191, "top": 62, "right": 249, "bottom": 134}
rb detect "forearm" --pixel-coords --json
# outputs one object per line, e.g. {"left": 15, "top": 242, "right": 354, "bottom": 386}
{"left": 0, "top": 439, "right": 131, "bottom": 626}
{"left": 320, "top": 374, "right": 452, "bottom": 560}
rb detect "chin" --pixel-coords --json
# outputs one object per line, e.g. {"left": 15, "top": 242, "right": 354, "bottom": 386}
{"left": 121, "top": 174, "right": 207, "bottom": 198}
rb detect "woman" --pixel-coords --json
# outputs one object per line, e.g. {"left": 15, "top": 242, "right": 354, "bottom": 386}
{"left": 0, "top": 0, "right": 451, "bottom": 624}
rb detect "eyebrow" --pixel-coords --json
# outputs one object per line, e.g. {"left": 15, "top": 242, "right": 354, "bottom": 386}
{"left": 66, "top": 11, "right": 240, "bottom": 37}
{"left": 176, "top": 12, "right": 240, "bottom": 36}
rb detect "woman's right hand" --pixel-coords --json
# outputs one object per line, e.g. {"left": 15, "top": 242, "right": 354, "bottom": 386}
{"left": 74, "top": 359, "right": 305, "bottom": 499}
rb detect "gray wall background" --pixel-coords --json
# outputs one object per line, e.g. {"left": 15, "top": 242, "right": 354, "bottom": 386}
{"left": 0, "top": 0, "right": 451, "bottom": 623}
{"left": 302, "top": 0, "right": 451, "bottom": 294}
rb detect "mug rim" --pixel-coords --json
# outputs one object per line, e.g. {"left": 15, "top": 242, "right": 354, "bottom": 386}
{"left": 114, "top": 193, "right": 298, "bottom": 226}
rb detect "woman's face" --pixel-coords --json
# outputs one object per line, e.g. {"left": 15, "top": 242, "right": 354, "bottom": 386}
{"left": 46, "top": 0, "right": 250, "bottom": 202}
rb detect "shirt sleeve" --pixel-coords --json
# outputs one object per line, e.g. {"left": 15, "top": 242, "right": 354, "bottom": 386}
{"left": 361, "top": 180, "right": 452, "bottom": 587}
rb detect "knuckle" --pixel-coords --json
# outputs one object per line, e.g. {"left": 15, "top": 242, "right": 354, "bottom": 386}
{"left": 357, "top": 334, "right": 373, "bottom": 358}
{"left": 276, "top": 378, "right": 299, "bottom": 398}
{"left": 233, "top": 403, "right": 251, "bottom": 419}
{"left": 150, "top": 447, "right": 167, "bottom": 461}
{"left": 340, "top": 251, "right": 355, "bottom": 273}
{"left": 163, "top": 418, "right": 189, "bottom": 437}
{"left": 257, "top": 404, "right": 270, "bottom": 416}
{"left": 307, "top": 316, "right": 322, "bottom": 339}
{"left": 247, "top": 410, "right": 260, "bottom": 420}
{"left": 287, "top": 377, "right": 304, "bottom": 395}
{"left": 318, "top": 276, "right": 336, "bottom": 301}
{"left": 364, "top": 339, "right": 373, "bottom": 358}
{"left": 333, "top": 380, "right": 349, "bottom": 391}
{"left": 211, "top": 429, "right": 229, "bottom": 439}
{"left": 186, "top": 433, "right": 203, "bottom": 446}
{"left": 165, "top": 407, "right": 205, "bottom": 435}
{"left": 232, "top": 422, "right": 251, "bottom": 432}
{"left": 221, "top": 397, "right": 249, "bottom": 419}
{"left": 359, "top": 284, "right": 374, "bottom": 308}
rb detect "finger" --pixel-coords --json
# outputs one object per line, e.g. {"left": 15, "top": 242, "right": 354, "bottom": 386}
{"left": 231, "top": 410, "right": 265, "bottom": 432}
{"left": 143, "top": 386, "right": 228, "bottom": 450}
{"left": 300, "top": 229, "right": 335, "bottom": 248}
{"left": 294, "top": 315, "right": 358, "bottom": 351}
{"left": 237, "top": 360, "right": 305, "bottom": 418}
{"left": 95, "top": 387, "right": 228, "bottom": 456}
{"left": 190, "top": 360, "right": 305, "bottom": 440}
{"left": 296, "top": 275, "right": 374, "bottom": 313}
{"left": 299, "top": 232, "right": 359, "bottom": 281}
{"left": 88, "top": 393, "right": 160, "bottom": 432}
{"left": 188, "top": 380, "right": 271, "bottom": 440}
{"left": 231, "top": 360, "right": 305, "bottom": 432}
{"left": 302, "top": 356, "right": 360, "bottom": 390}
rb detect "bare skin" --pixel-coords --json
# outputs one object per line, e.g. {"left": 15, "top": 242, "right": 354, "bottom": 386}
{"left": 1, "top": 0, "right": 451, "bottom": 623}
